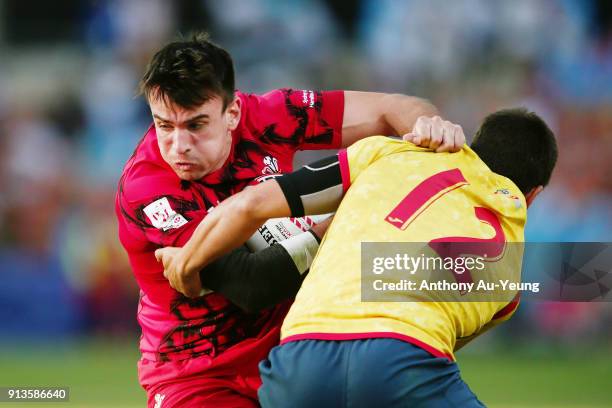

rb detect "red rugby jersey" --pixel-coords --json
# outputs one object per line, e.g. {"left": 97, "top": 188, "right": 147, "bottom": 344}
{"left": 115, "top": 89, "right": 343, "bottom": 365}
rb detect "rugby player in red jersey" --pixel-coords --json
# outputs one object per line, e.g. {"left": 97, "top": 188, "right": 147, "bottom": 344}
{"left": 115, "top": 33, "right": 464, "bottom": 407}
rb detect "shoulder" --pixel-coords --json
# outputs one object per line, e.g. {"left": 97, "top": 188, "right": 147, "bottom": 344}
{"left": 237, "top": 89, "right": 290, "bottom": 122}
{"left": 347, "top": 136, "right": 410, "bottom": 160}
{"left": 239, "top": 88, "right": 336, "bottom": 120}
{"left": 118, "top": 125, "right": 186, "bottom": 202}
{"left": 235, "top": 89, "right": 301, "bottom": 150}
{"left": 350, "top": 135, "right": 395, "bottom": 149}
{"left": 120, "top": 166, "right": 183, "bottom": 204}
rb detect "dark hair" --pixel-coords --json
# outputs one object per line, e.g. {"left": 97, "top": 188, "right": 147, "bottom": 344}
{"left": 470, "top": 108, "right": 558, "bottom": 194}
{"left": 138, "top": 32, "right": 235, "bottom": 110}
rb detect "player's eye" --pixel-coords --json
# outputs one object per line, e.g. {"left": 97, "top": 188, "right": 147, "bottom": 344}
{"left": 188, "top": 122, "right": 204, "bottom": 131}
{"left": 157, "top": 123, "right": 173, "bottom": 131}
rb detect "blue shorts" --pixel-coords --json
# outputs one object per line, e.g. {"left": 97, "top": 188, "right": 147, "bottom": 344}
{"left": 258, "top": 338, "right": 485, "bottom": 408}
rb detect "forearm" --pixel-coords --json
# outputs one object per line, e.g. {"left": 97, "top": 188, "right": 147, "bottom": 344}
{"left": 181, "top": 183, "right": 291, "bottom": 274}
{"left": 381, "top": 94, "right": 439, "bottom": 136}
{"left": 180, "top": 200, "right": 263, "bottom": 275}
{"left": 341, "top": 91, "right": 439, "bottom": 147}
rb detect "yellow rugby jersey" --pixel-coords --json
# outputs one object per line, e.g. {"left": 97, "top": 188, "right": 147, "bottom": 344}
{"left": 280, "top": 136, "right": 526, "bottom": 360}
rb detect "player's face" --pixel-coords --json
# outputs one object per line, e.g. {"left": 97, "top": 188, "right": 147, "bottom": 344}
{"left": 151, "top": 94, "right": 241, "bottom": 181}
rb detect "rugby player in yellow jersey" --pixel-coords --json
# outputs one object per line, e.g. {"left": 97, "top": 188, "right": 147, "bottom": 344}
{"left": 157, "top": 109, "right": 557, "bottom": 407}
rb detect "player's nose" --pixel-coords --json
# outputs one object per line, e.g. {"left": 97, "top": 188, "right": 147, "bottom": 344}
{"left": 172, "top": 129, "right": 192, "bottom": 155}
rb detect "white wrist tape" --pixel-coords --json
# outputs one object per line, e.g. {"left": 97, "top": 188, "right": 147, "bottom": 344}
{"left": 278, "top": 230, "right": 320, "bottom": 275}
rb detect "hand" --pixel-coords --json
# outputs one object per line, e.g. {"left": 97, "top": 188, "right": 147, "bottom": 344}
{"left": 403, "top": 115, "right": 465, "bottom": 152}
{"left": 155, "top": 247, "right": 202, "bottom": 298}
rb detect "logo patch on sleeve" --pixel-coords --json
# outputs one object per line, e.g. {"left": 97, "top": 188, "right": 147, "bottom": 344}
{"left": 301, "top": 90, "right": 315, "bottom": 108}
{"left": 143, "top": 197, "right": 188, "bottom": 231}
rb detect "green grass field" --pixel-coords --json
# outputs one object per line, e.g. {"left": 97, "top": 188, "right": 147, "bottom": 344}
{"left": 1, "top": 338, "right": 610, "bottom": 407}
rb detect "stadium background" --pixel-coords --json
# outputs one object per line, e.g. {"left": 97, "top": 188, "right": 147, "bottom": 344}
{"left": 0, "top": 0, "right": 610, "bottom": 406}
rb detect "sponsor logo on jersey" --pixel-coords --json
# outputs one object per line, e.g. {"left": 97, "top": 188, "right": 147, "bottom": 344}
{"left": 494, "top": 188, "right": 522, "bottom": 208}
{"left": 143, "top": 197, "right": 188, "bottom": 231}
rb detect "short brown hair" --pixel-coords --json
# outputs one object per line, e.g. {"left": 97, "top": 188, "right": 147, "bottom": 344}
{"left": 138, "top": 32, "right": 235, "bottom": 110}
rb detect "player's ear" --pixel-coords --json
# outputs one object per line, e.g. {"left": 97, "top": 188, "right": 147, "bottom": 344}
{"left": 225, "top": 96, "right": 241, "bottom": 131}
{"left": 525, "top": 185, "right": 543, "bottom": 208}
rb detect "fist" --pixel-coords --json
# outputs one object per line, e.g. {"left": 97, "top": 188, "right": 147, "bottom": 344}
{"left": 403, "top": 116, "right": 465, "bottom": 152}
{"left": 155, "top": 246, "right": 203, "bottom": 298}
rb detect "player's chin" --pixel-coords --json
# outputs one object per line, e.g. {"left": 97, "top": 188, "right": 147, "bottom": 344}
{"left": 174, "top": 167, "right": 206, "bottom": 181}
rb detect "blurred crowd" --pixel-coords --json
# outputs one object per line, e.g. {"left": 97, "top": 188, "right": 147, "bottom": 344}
{"left": 0, "top": 0, "right": 610, "bottom": 346}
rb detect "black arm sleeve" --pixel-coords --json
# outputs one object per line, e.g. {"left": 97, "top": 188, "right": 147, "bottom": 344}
{"left": 199, "top": 244, "right": 305, "bottom": 313}
{"left": 275, "top": 154, "right": 344, "bottom": 217}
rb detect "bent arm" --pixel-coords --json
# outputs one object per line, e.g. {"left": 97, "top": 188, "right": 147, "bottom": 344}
{"left": 176, "top": 155, "right": 345, "bottom": 280}
{"left": 178, "top": 181, "right": 290, "bottom": 275}
{"left": 341, "top": 91, "right": 439, "bottom": 147}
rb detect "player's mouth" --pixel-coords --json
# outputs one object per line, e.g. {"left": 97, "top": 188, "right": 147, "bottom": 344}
{"left": 174, "top": 162, "right": 197, "bottom": 171}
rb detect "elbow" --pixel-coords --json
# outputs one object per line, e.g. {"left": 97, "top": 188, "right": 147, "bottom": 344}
{"left": 228, "top": 188, "right": 259, "bottom": 224}
{"left": 387, "top": 94, "right": 439, "bottom": 118}
{"left": 237, "top": 185, "right": 270, "bottom": 225}
{"left": 415, "top": 98, "right": 439, "bottom": 117}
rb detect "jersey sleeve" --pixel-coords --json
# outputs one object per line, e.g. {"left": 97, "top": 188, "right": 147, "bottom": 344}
{"left": 117, "top": 173, "right": 206, "bottom": 249}
{"left": 246, "top": 88, "right": 344, "bottom": 152}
